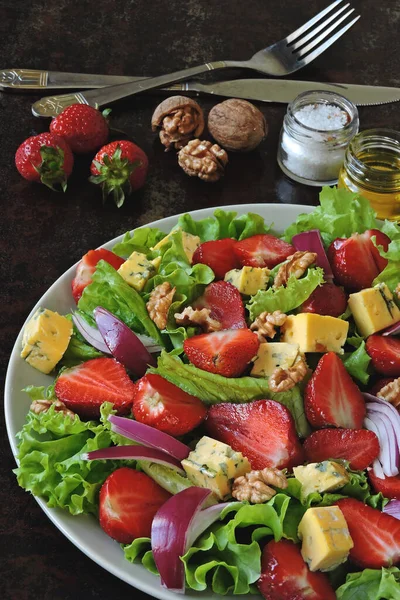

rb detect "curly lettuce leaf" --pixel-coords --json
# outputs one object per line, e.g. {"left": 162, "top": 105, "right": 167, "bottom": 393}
{"left": 342, "top": 341, "right": 372, "bottom": 385}
{"left": 14, "top": 401, "right": 119, "bottom": 516}
{"left": 283, "top": 187, "right": 378, "bottom": 246}
{"left": 177, "top": 209, "right": 270, "bottom": 242}
{"left": 373, "top": 238, "right": 400, "bottom": 298}
{"left": 124, "top": 495, "right": 303, "bottom": 595}
{"left": 149, "top": 351, "right": 310, "bottom": 437}
{"left": 77, "top": 260, "right": 164, "bottom": 346}
{"left": 336, "top": 567, "right": 400, "bottom": 599}
{"left": 60, "top": 329, "right": 104, "bottom": 368}
{"left": 112, "top": 226, "right": 166, "bottom": 258}
{"left": 247, "top": 268, "right": 324, "bottom": 320}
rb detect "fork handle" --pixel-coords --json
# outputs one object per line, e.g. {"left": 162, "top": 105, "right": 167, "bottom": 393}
{"left": 77, "top": 61, "right": 235, "bottom": 107}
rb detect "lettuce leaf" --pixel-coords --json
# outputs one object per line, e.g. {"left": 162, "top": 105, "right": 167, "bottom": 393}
{"left": 177, "top": 209, "right": 270, "bottom": 242}
{"left": 247, "top": 268, "right": 324, "bottom": 320}
{"left": 283, "top": 187, "right": 378, "bottom": 246}
{"left": 112, "top": 226, "right": 166, "bottom": 258}
{"left": 14, "top": 401, "right": 119, "bottom": 516}
{"left": 373, "top": 238, "right": 400, "bottom": 298}
{"left": 342, "top": 341, "right": 371, "bottom": 385}
{"left": 336, "top": 567, "right": 400, "bottom": 599}
{"left": 149, "top": 351, "right": 310, "bottom": 437}
{"left": 124, "top": 494, "right": 303, "bottom": 595}
{"left": 77, "top": 260, "right": 164, "bottom": 346}
{"left": 60, "top": 330, "right": 104, "bottom": 368}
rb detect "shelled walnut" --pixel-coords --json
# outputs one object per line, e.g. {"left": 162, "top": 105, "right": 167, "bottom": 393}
{"left": 178, "top": 139, "right": 228, "bottom": 182}
{"left": 232, "top": 467, "right": 287, "bottom": 503}
{"left": 208, "top": 98, "right": 267, "bottom": 152}
{"left": 151, "top": 96, "right": 204, "bottom": 151}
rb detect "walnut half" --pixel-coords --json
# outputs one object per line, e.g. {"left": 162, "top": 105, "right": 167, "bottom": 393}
{"left": 250, "top": 310, "right": 287, "bottom": 342}
{"left": 274, "top": 251, "right": 317, "bottom": 288}
{"left": 268, "top": 353, "right": 308, "bottom": 393}
{"left": 30, "top": 398, "right": 75, "bottom": 418}
{"left": 178, "top": 139, "right": 228, "bottom": 182}
{"left": 151, "top": 96, "right": 204, "bottom": 151}
{"left": 378, "top": 377, "right": 400, "bottom": 408}
{"left": 146, "top": 282, "right": 176, "bottom": 330}
{"left": 232, "top": 467, "right": 287, "bottom": 503}
{"left": 174, "top": 306, "right": 221, "bottom": 332}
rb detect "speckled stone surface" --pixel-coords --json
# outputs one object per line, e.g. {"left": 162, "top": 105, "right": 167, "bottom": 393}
{"left": 1, "top": 0, "right": 400, "bottom": 598}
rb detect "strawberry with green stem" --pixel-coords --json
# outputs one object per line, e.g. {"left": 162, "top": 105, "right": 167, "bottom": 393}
{"left": 15, "top": 132, "right": 74, "bottom": 191}
{"left": 90, "top": 140, "right": 149, "bottom": 207}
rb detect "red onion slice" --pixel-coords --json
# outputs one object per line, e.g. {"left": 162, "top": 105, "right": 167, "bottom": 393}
{"left": 108, "top": 414, "right": 190, "bottom": 462}
{"left": 371, "top": 458, "right": 385, "bottom": 479}
{"left": 292, "top": 230, "right": 333, "bottom": 282}
{"left": 382, "top": 321, "right": 400, "bottom": 337}
{"left": 152, "top": 487, "right": 219, "bottom": 592}
{"left": 94, "top": 306, "right": 156, "bottom": 377}
{"left": 366, "top": 410, "right": 399, "bottom": 477}
{"left": 383, "top": 499, "right": 400, "bottom": 520}
{"left": 72, "top": 312, "right": 111, "bottom": 354}
{"left": 82, "top": 444, "right": 185, "bottom": 474}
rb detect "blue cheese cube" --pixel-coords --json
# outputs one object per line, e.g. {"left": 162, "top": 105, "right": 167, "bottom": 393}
{"left": 117, "top": 251, "right": 156, "bottom": 291}
{"left": 298, "top": 506, "right": 353, "bottom": 571}
{"left": 21, "top": 308, "right": 73, "bottom": 374}
{"left": 181, "top": 436, "right": 251, "bottom": 500}
{"left": 293, "top": 461, "right": 349, "bottom": 498}
{"left": 224, "top": 266, "right": 270, "bottom": 296}
{"left": 251, "top": 342, "right": 300, "bottom": 377}
{"left": 348, "top": 283, "right": 400, "bottom": 337}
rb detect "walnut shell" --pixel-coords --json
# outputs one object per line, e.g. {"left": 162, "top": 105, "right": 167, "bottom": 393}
{"left": 208, "top": 99, "right": 267, "bottom": 152}
{"left": 151, "top": 96, "right": 205, "bottom": 151}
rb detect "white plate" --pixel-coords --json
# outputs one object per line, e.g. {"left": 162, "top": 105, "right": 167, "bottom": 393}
{"left": 5, "top": 202, "right": 314, "bottom": 599}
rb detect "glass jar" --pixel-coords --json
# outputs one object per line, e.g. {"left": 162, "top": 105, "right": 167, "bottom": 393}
{"left": 277, "top": 90, "right": 359, "bottom": 186}
{"left": 338, "top": 129, "right": 400, "bottom": 221}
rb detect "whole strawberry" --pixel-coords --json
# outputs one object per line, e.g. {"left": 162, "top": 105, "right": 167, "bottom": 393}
{"left": 15, "top": 132, "right": 73, "bottom": 191}
{"left": 90, "top": 140, "right": 149, "bottom": 207}
{"left": 50, "top": 104, "right": 109, "bottom": 154}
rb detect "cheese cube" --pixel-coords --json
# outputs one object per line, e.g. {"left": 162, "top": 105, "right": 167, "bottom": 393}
{"left": 118, "top": 251, "right": 156, "bottom": 291}
{"left": 251, "top": 342, "right": 300, "bottom": 377}
{"left": 293, "top": 461, "right": 349, "bottom": 498}
{"left": 21, "top": 308, "right": 73, "bottom": 374}
{"left": 181, "top": 436, "right": 251, "bottom": 500}
{"left": 224, "top": 266, "right": 270, "bottom": 296}
{"left": 151, "top": 256, "right": 162, "bottom": 271}
{"left": 152, "top": 228, "right": 200, "bottom": 263}
{"left": 281, "top": 313, "right": 349, "bottom": 353}
{"left": 298, "top": 506, "right": 353, "bottom": 571}
{"left": 348, "top": 283, "right": 400, "bottom": 337}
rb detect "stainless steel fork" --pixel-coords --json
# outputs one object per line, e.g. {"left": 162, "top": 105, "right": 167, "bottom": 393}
{"left": 31, "top": 0, "right": 360, "bottom": 117}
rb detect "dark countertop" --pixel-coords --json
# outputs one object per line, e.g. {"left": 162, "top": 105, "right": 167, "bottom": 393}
{"left": 1, "top": 1, "right": 399, "bottom": 598}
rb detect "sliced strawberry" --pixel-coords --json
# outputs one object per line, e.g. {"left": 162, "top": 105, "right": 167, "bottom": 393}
{"left": 258, "top": 539, "right": 336, "bottom": 600}
{"left": 304, "top": 352, "right": 366, "bottom": 429}
{"left": 366, "top": 335, "right": 400, "bottom": 377}
{"left": 303, "top": 428, "right": 380, "bottom": 471}
{"left": 336, "top": 497, "right": 400, "bottom": 568}
{"left": 233, "top": 234, "right": 295, "bottom": 268}
{"left": 99, "top": 467, "right": 171, "bottom": 543}
{"left": 192, "top": 238, "right": 239, "bottom": 279}
{"left": 72, "top": 248, "right": 124, "bottom": 303}
{"left": 370, "top": 377, "right": 396, "bottom": 397}
{"left": 300, "top": 282, "right": 347, "bottom": 318}
{"left": 183, "top": 329, "right": 259, "bottom": 378}
{"left": 369, "top": 470, "right": 400, "bottom": 499}
{"left": 193, "top": 281, "right": 247, "bottom": 330}
{"left": 132, "top": 373, "right": 207, "bottom": 436}
{"left": 205, "top": 399, "right": 304, "bottom": 470}
{"left": 327, "top": 229, "right": 390, "bottom": 291}
{"left": 55, "top": 357, "right": 135, "bottom": 419}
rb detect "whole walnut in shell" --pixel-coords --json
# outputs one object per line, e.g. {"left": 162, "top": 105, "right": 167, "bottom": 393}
{"left": 208, "top": 99, "right": 267, "bottom": 152}
{"left": 151, "top": 96, "right": 205, "bottom": 151}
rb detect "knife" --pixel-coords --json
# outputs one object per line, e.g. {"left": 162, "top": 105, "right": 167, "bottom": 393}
{"left": 1, "top": 69, "right": 393, "bottom": 117}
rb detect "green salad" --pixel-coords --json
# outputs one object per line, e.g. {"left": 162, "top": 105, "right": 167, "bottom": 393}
{"left": 13, "top": 186, "right": 400, "bottom": 599}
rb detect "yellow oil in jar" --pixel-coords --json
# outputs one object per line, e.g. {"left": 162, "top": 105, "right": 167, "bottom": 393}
{"left": 338, "top": 129, "right": 400, "bottom": 221}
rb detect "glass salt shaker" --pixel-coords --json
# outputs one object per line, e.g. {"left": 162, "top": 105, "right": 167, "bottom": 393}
{"left": 277, "top": 90, "right": 359, "bottom": 186}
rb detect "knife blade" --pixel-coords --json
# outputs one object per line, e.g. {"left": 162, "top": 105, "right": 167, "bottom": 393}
{"left": 29, "top": 76, "right": 400, "bottom": 118}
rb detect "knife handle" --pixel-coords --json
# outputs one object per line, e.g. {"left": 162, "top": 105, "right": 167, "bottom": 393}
{"left": 0, "top": 69, "right": 149, "bottom": 91}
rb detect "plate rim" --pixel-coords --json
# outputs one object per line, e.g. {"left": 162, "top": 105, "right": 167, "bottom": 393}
{"left": 5, "top": 202, "right": 315, "bottom": 599}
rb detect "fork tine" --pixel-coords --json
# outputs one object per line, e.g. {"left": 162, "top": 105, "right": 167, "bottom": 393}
{"left": 294, "top": 8, "right": 355, "bottom": 57}
{"left": 285, "top": 0, "right": 345, "bottom": 44}
{"left": 289, "top": 3, "right": 350, "bottom": 50}
{"left": 296, "top": 15, "right": 360, "bottom": 67}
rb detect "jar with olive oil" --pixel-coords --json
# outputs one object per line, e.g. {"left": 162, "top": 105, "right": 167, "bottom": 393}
{"left": 338, "top": 129, "right": 400, "bottom": 221}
